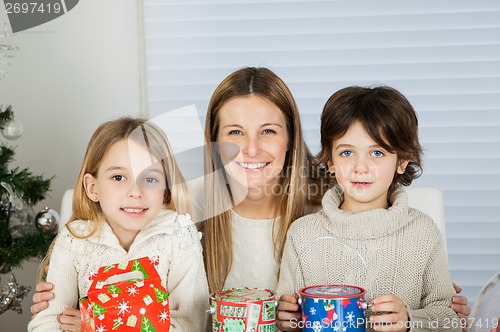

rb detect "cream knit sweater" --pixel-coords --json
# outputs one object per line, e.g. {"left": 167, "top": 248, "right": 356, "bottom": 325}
{"left": 277, "top": 186, "right": 460, "bottom": 332}
{"left": 224, "top": 211, "right": 280, "bottom": 290}
{"left": 28, "top": 209, "right": 209, "bottom": 332}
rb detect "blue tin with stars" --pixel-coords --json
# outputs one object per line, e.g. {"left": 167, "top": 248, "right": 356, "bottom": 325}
{"left": 298, "top": 284, "right": 368, "bottom": 332}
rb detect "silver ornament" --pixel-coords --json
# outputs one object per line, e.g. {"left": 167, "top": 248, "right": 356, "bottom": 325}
{"left": 35, "top": 206, "right": 60, "bottom": 234}
{"left": 0, "top": 118, "right": 23, "bottom": 140}
{"left": 0, "top": 274, "right": 31, "bottom": 314}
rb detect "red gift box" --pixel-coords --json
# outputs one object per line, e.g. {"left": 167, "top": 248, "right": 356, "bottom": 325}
{"left": 80, "top": 256, "right": 171, "bottom": 332}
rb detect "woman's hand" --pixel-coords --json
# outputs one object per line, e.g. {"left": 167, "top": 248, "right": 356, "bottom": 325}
{"left": 276, "top": 294, "right": 302, "bottom": 331}
{"left": 30, "top": 281, "right": 54, "bottom": 319}
{"left": 58, "top": 307, "right": 82, "bottom": 332}
{"left": 451, "top": 283, "right": 470, "bottom": 318}
{"left": 369, "top": 294, "right": 409, "bottom": 332}
{"left": 452, "top": 283, "right": 471, "bottom": 332}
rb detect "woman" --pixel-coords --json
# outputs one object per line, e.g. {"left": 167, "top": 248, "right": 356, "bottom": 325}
{"left": 31, "top": 67, "right": 470, "bottom": 329}
{"left": 198, "top": 67, "right": 325, "bottom": 293}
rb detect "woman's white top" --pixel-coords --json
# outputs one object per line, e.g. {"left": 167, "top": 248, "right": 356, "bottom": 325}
{"left": 223, "top": 211, "right": 280, "bottom": 291}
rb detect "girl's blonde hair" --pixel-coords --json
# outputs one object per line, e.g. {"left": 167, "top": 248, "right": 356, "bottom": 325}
{"left": 200, "top": 67, "right": 326, "bottom": 292}
{"left": 38, "top": 117, "right": 190, "bottom": 281}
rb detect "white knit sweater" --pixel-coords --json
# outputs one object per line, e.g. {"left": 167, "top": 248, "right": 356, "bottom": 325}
{"left": 224, "top": 211, "right": 280, "bottom": 290}
{"left": 277, "top": 186, "right": 460, "bottom": 332}
{"left": 28, "top": 209, "right": 209, "bottom": 332}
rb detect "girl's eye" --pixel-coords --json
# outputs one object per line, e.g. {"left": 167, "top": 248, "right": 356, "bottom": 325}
{"left": 144, "top": 177, "right": 159, "bottom": 184}
{"left": 228, "top": 129, "right": 242, "bottom": 135}
{"left": 112, "top": 175, "right": 126, "bottom": 181}
{"left": 340, "top": 150, "right": 353, "bottom": 157}
{"left": 372, "top": 150, "right": 385, "bottom": 158}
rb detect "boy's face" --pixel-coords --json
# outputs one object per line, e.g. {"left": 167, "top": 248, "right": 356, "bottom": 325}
{"left": 328, "top": 121, "right": 408, "bottom": 212}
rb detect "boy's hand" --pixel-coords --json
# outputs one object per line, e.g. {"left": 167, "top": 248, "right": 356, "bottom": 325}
{"left": 276, "top": 294, "right": 302, "bottom": 331}
{"left": 369, "top": 294, "right": 408, "bottom": 332}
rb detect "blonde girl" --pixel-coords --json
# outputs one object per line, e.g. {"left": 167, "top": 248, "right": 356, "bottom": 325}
{"left": 28, "top": 117, "right": 208, "bottom": 331}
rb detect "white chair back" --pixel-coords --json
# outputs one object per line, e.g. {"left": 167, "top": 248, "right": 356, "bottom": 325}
{"left": 59, "top": 189, "right": 74, "bottom": 226}
{"left": 406, "top": 186, "right": 447, "bottom": 252}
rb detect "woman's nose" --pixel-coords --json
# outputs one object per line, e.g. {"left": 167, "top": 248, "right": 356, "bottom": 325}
{"left": 242, "top": 136, "right": 261, "bottom": 158}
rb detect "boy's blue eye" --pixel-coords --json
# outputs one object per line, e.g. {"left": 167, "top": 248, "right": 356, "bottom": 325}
{"left": 340, "top": 150, "right": 352, "bottom": 157}
{"left": 372, "top": 150, "right": 384, "bottom": 157}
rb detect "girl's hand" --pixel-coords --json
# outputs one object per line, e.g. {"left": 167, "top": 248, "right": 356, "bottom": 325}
{"left": 57, "top": 307, "right": 82, "bottom": 332}
{"left": 369, "top": 294, "right": 409, "bottom": 332}
{"left": 276, "top": 294, "right": 302, "bottom": 331}
{"left": 30, "top": 281, "right": 54, "bottom": 319}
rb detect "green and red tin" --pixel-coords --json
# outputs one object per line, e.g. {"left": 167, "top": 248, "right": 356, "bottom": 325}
{"left": 210, "top": 287, "right": 277, "bottom": 331}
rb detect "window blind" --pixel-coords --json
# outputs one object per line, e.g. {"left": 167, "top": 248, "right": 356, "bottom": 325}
{"left": 142, "top": 0, "right": 500, "bottom": 304}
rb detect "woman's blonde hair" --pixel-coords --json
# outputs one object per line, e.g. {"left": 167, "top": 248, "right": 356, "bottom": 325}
{"left": 200, "top": 67, "right": 325, "bottom": 292}
{"left": 38, "top": 117, "right": 190, "bottom": 281}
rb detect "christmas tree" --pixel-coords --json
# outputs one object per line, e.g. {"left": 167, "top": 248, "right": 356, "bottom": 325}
{"left": 132, "top": 259, "right": 150, "bottom": 279}
{"left": 153, "top": 287, "right": 169, "bottom": 305}
{"left": 0, "top": 105, "right": 54, "bottom": 273}
{"left": 91, "top": 301, "right": 107, "bottom": 317}
{"left": 141, "top": 315, "right": 157, "bottom": 332}
{"left": 107, "top": 284, "right": 123, "bottom": 297}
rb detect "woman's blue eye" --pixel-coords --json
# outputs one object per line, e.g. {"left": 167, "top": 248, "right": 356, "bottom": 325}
{"left": 372, "top": 150, "right": 384, "bottom": 157}
{"left": 228, "top": 129, "right": 242, "bottom": 135}
{"left": 262, "top": 129, "right": 276, "bottom": 134}
{"left": 340, "top": 150, "right": 352, "bottom": 157}
{"left": 112, "top": 175, "right": 125, "bottom": 181}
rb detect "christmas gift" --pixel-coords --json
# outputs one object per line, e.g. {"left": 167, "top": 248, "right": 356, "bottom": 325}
{"left": 80, "top": 256, "right": 171, "bottom": 332}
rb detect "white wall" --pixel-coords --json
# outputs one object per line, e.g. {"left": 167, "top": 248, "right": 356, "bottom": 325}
{"left": 0, "top": 1, "right": 141, "bottom": 330}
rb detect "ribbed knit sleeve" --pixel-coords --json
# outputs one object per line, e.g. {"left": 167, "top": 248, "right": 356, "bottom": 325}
{"left": 407, "top": 236, "right": 460, "bottom": 332}
{"left": 276, "top": 222, "right": 302, "bottom": 297}
{"left": 167, "top": 214, "right": 210, "bottom": 331}
{"left": 27, "top": 227, "right": 80, "bottom": 332}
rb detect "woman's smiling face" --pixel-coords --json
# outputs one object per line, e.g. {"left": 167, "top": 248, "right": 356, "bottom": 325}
{"left": 216, "top": 95, "right": 289, "bottom": 195}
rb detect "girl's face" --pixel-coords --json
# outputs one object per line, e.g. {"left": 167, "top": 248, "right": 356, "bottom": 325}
{"left": 84, "top": 139, "right": 166, "bottom": 247}
{"left": 329, "top": 121, "right": 408, "bottom": 212}
{"left": 217, "top": 95, "right": 288, "bottom": 195}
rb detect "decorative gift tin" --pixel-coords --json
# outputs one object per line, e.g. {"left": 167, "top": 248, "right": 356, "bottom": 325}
{"left": 298, "top": 284, "right": 368, "bottom": 332}
{"left": 210, "top": 288, "right": 277, "bottom": 332}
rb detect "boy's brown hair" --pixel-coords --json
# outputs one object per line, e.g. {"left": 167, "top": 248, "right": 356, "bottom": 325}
{"left": 317, "top": 85, "right": 423, "bottom": 189}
